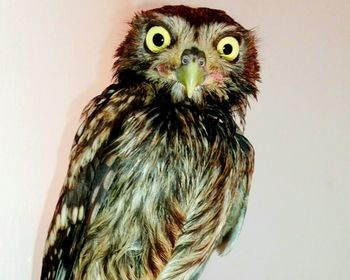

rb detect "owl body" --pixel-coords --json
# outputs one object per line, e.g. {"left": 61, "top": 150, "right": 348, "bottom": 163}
{"left": 41, "top": 5, "right": 259, "bottom": 280}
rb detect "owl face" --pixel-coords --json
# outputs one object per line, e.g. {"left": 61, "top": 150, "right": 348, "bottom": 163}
{"left": 114, "top": 5, "right": 259, "bottom": 109}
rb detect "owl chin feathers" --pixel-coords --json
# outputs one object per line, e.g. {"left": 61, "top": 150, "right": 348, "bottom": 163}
{"left": 170, "top": 82, "right": 203, "bottom": 104}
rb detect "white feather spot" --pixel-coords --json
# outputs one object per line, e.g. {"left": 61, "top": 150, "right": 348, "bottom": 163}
{"left": 72, "top": 206, "right": 78, "bottom": 224}
{"left": 60, "top": 204, "right": 68, "bottom": 228}
{"left": 91, "top": 186, "right": 100, "bottom": 202}
{"left": 49, "top": 230, "right": 56, "bottom": 246}
{"left": 55, "top": 214, "right": 61, "bottom": 231}
{"left": 76, "top": 122, "right": 85, "bottom": 137}
{"left": 78, "top": 205, "right": 84, "bottom": 221}
{"left": 66, "top": 226, "right": 71, "bottom": 237}
{"left": 97, "top": 98, "right": 106, "bottom": 105}
{"left": 103, "top": 170, "right": 115, "bottom": 189}
{"left": 90, "top": 204, "right": 100, "bottom": 221}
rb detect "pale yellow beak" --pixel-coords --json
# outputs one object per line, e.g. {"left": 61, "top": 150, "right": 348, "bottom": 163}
{"left": 176, "top": 61, "right": 206, "bottom": 98}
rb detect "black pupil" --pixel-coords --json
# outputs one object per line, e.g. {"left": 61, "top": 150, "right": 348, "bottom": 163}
{"left": 153, "top": 33, "right": 164, "bottom": 47}
{"left": 223, "top": 44, "right": 233, "bottom": 55}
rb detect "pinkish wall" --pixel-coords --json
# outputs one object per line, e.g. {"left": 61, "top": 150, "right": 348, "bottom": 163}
{"left": 1, "top": 1, "right": 349, "bottom": 279}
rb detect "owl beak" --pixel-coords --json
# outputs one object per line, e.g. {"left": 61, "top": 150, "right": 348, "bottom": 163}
{"left": 176, "top": 49, "right": 206, "bottom": 98}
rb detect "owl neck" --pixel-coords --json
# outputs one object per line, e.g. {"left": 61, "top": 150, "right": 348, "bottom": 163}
{"left": 111, "top": 70, "right": 247, "bottom": 131}
{"left": 113, "top": 69, "right": 146, "bottom": 88}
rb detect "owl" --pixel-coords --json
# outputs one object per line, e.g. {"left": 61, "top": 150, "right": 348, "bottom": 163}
{"left": 41, "top": 5, "right": 259, "bottom": 280}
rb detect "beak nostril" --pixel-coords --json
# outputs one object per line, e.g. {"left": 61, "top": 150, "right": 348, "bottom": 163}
{"left": 198, "top": 57, "right": 206, "bottom": 67}
{"left": 181, "top": 55, "right": 190, "bottom": 65}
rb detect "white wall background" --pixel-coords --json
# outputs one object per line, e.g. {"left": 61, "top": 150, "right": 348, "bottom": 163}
{"left": 1, "top": 0, "right": 349, "bottom": 279}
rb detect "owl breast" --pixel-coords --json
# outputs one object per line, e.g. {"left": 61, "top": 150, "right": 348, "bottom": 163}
{"left": 76, "top": 102, "right": 237, "bottom": 279}
{"left": 112, "top": 103, "right": 235, "bottom": 208}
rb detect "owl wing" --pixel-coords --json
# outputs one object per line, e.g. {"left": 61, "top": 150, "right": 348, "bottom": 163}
{"left": 216, "top": 131, "right": 255, "bottom": 255}
{"left": 41, "top": 84, "right": 136, "bottom": 280}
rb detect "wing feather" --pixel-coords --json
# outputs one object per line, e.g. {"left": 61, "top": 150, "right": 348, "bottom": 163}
{"left": 40, "top": 84, "right": 138, "bottom": 279}
{"left": 216, "top": 131, "right": 255, "bottom": 254}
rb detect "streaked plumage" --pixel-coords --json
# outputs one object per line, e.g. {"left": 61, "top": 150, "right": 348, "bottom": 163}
{"left": 41, "top": 5, "right": 260, "bottom": 280}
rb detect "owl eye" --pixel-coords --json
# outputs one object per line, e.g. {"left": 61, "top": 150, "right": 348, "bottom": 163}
{"left": 217, "top": 36, "right": 240, "bottom": 61}
{"left": 145, "top": 26, "right": 171, "bottom": 53}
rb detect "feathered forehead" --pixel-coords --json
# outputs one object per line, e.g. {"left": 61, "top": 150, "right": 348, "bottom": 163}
{"left": 144, "top": 5, "right": 243, "bottom": 29}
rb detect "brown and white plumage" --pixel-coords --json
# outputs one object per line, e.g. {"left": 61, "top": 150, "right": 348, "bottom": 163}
{"left": 41, "top": 5, "right": 259, "bottom": 280}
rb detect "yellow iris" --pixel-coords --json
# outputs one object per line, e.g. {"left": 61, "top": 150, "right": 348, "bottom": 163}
{"left": 217, "top": 36, "right": 240, "bottom": 61}
{"left": 145, "top": 26, "right": 171, "bottom": 53}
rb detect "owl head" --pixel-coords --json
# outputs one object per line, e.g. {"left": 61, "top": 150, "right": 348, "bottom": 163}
{"left": 114, "top": 5, "right": 259, "bottom": 118}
